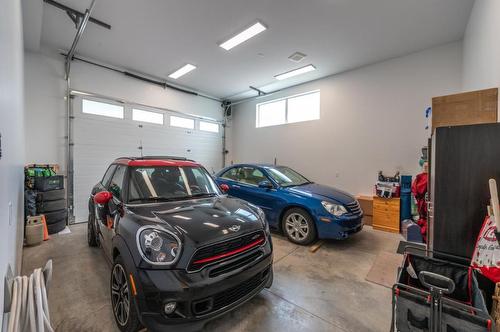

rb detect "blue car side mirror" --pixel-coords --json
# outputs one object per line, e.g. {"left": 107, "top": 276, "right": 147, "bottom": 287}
{"left": 258, "top": 180, "right": 273, "bottom": 189}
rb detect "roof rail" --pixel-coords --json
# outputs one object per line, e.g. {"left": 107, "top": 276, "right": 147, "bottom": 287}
{"left": 114, "top": 156, "right": 196, "bottom": 162}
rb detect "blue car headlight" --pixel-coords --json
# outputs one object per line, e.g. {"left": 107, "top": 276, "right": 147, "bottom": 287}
{"left": 136, "top": 227, "right": 181, "bottom": 265}
{"left": 321, "top": 201, "right": 348, "bottom": 217}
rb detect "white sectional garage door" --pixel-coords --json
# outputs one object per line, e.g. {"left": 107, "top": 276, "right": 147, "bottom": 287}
{"left": 72, "top": 96, "right": 222, "bottom": 223}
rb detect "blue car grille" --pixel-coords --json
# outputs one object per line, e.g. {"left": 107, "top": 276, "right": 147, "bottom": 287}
{"left": 345, "top": 201, "right": 362, "bottom": 215}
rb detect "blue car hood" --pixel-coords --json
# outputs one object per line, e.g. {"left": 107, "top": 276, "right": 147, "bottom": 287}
{"left": 286, "top": 183, "right": 355, "bottom": 205}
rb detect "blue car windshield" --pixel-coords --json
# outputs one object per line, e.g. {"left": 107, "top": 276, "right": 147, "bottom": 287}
{"left": 265, "top": 166, "right": 311, "bottom": 187}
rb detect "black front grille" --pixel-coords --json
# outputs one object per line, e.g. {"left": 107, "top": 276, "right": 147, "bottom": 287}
{"left": 189, "top": 231, "right": 265, "bottom": 271}
{"left": 346, "top": 200, "right": 362, "bottom": 215}
{"left": 192, "top": 267, "right": 270, "bottom": 317}
{"left": 209, "top": 251, "right": 263, "bottom": 278}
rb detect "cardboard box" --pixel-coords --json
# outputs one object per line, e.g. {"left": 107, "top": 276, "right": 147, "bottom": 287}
{"left": 356, "top": 195, "right": 373, "bottom": 216}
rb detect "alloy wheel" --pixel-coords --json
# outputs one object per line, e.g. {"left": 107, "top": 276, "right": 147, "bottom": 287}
{"left": 285, "top": 213, "right": 309, "bottom": 241}
{"left": 111, "top": 264, "right": 130, "bottom": 327}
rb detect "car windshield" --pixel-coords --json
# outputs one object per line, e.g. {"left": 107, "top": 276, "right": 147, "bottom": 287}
{"left": 264, "top": 166, "right": 311, "bottom": 187}
{"left": 128, "top": 166, "right": 220, "bottom": 203}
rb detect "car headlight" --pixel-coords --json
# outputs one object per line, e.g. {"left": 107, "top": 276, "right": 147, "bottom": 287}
{"left": 321, "top": 201, "right": 347, "bottom": 217}
{"left": 137, "top": 227, "right": 181, "bottom": 265}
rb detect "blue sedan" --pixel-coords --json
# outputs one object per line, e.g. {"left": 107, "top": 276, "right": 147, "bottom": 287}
{"left": 215, "top": 164, "right": 364, "bottom": 245}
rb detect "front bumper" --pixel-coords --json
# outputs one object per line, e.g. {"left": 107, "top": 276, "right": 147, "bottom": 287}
{"left": 133, "top": 244, "right": 273, "bottom": 332}
{"left": 316, "top": 214, "right": 364, "bottom": 240}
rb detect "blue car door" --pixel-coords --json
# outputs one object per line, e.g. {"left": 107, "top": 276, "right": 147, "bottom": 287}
{"left": 219, "top": 166, "right": 283, "bottom": 226}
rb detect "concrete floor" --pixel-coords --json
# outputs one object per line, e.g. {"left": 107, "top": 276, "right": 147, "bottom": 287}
{"left": 22, "top": 224, "right": 400, "bottom": 332}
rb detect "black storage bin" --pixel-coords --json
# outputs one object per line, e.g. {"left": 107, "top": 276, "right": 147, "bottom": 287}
{"left": 34, "top": 176, "right": 64, "bottom": 192}
{"left": 36, "top": 189, "right": 65, "bottom": 202}
{"left": 36, "top": 199, "right": 66, "bottom": 213}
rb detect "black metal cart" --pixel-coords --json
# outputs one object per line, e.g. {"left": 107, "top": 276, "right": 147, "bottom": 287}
{"left": 391, "top": 247, "right": 494, "bottom": 332}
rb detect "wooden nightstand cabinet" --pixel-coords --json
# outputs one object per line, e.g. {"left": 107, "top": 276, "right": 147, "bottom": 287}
{"left": 372, "top": 196, "right": 400, "bottom": 233}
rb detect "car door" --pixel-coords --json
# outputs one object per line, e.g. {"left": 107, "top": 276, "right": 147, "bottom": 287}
{"left": 98, "top": 164, "right": 126, "bottom": 259}
{"left": 220, "top": 166, "right": 283, "bottom": 226}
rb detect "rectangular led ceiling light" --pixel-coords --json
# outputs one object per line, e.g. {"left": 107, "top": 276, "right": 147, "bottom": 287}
{"left": 219, "top": 22, "right": 267, "bottom": 51}
{"left": 168, "top": 64, "right": 197, "bottom": 79}
{"left": 274, "top": 64, "right": 316, "bottom": 80}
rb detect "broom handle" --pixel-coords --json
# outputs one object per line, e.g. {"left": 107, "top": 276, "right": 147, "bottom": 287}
{"left": 489, "top": 179, "right": 500, "bottom": 238}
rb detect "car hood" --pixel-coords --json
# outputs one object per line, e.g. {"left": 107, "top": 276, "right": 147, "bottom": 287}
{"left": 286, "top": 183, "right": 355, "bottom": 205}
{"left": 126, "top": 196, "right": 264, "bottom": 246}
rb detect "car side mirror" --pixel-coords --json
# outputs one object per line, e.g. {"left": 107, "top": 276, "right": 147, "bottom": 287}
{"left": 219, "top": 183, "right": 230, "bottom": 193}
{"left": 94, "top": 191, "right": 113, "bottom": 205}
{"left": 258, "top": 180, "right": 273, "bottom": 189}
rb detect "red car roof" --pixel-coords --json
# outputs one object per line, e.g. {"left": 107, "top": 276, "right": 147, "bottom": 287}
{"left": 114, "top": 157, "right": 200, "bottom": 167}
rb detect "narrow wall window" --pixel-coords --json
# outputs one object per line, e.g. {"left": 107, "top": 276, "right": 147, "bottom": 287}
{"left": 82, "top": 99, "right": 124, "bottom": 119}
{"left": 199, "top": 121, "right": 219, "bottom": 133}
{"left": 170, "top": 115, "right": 194, "bottom": 129}
{"left": 132, "top": 109, "right": 164, "bottom": 124}
{"left": 255, "top": 90, "right": 320, "bottom": 128}
{"left": 256, "top": 99, "right": 286, "bottom": 128}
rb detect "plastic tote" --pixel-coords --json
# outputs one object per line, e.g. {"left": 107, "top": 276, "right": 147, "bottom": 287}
{"left": 391, "top": 248, "right": 493, "bottom": 332}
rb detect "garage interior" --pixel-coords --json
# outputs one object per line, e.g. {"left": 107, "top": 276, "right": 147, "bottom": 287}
{"left": 2, "top": 0, "right": 500, "bottom": 331}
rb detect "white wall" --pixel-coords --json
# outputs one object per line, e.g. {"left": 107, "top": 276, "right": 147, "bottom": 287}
{"left": 228, "top": 42, "right": 463, "bottom": 195}
{"left": 0, "top": 0, "right": 25, "bottom": 327}
{"left": 24, "top": 50, "right": 223, "bottom": 171}
{"left": 462, "top": 0, "right": 500, "bottom": 91}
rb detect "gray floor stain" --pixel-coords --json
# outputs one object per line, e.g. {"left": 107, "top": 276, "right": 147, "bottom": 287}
{"left": 22, "top": 223, "right": 399, "bottom": 332}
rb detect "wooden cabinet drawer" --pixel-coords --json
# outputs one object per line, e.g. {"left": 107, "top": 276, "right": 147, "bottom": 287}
{"left": 373, "top": 196, "right": 400, "bottom": 207}
{"left": 372, "top": 196, "right": 400, "bottom": 233}
{"left": 373, "top": 204, "right": 399, "bottom": 213}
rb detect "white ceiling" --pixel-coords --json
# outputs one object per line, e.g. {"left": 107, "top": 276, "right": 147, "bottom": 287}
{"left": 26, "top": 0, "right": 475, "bottom": 100}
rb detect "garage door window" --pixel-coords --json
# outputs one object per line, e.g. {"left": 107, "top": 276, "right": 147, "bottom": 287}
{"left": 132, "top": 109, "right": 164, "bottom": 125}
{"left": 82, "top": 99, "right": 124, "bottom": 119}
{"left": 170, "top": 115, "right": 194, "bottom": 129}
{"left": 256, "top": 90, "right": 320, "bottom": 128}
{"left": 199, "top": 121, "right": 219, "bottom": 133}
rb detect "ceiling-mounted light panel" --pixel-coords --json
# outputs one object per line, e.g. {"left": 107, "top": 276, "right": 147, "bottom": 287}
{"left": 274, "top": 64, "right": 316, "bottom": 80}
{"left": 219, "top": 22, "right": 267, "bottom": 51}
{"left": 168, "top": 64, "right": 197, "bottom": 79}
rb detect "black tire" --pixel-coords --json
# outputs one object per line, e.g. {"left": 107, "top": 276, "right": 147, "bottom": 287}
{"left": 111, "top": 256, "right": 142, "bottom": 332}
{"left": 36, "top": 189, "right": 65, "bottom": 202}
{"left": 44, "top": 209, "right": 68, "bottom": 224}
{"left": 37, "top": 199, "right": 66, "bottom": 213}
{"left": 47, "top": 219, "right": 66, "bottom": 234}
{"left": 87, "top": 214, "right": 99, "bottom": 247}
{"left": 282, "top": 208, "right": 317, "bottom": 245}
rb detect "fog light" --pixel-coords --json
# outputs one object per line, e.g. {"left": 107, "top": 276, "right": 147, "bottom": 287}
{"left": 164, "top": 302, "right": 177, "bottom": 315}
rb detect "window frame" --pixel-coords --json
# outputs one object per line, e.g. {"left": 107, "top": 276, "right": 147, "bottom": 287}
{"left": 256, "top": 90, "right": 320, "bottom": 128}
{"left": 170, "top": 115, "right": 195, "bottom": 129}
{"left": 108, "top": 165, "right": 127, "bottom": 201}
{"left": 132, "top": 108, "right": 164, "bottom": 125}
{"left": 82, "top": 98, "right": 125, "bottom": 119}
{"left": 199, "top": 120, "right": 220, "bottom": 133}
{"left": 221, "top": 166, "right": 270, "bottom": 187}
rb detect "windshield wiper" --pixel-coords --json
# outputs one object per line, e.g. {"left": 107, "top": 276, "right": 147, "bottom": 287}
{"left": 129, "top": 197, "right": 177, "bottom": 203}
{"left": 188, "top": 192, "right": 218, "bottom": 198}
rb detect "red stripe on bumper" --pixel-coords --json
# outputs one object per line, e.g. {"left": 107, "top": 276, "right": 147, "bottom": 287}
{"left": 193, "top": 238, "right": 265, "bottom": 265}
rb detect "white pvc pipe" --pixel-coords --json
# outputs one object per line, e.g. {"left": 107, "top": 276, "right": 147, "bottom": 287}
{"left": 6, "top": 260, "right": 53, "bottom": 332}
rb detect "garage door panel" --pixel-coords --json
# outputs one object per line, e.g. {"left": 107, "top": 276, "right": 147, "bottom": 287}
{"left": 72, "top": 97, "right": 223, "bottom": 223}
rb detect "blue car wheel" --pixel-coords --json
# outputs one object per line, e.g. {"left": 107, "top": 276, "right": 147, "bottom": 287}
{"left": 282, "top": 208, "right": 316, "bottom": 245}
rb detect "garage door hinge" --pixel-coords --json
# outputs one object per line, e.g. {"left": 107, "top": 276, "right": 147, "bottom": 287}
{"left": 69, "top": 143, "right": 74, "bottom": 146}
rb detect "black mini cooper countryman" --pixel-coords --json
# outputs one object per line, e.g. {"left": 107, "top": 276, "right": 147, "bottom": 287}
{"left": 87, "top": 156, "right": 273, "bottom": 332}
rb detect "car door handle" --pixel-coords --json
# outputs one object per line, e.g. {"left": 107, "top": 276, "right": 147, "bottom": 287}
{"left": 232, "top": 185, "right": 240, "bottom": 189}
